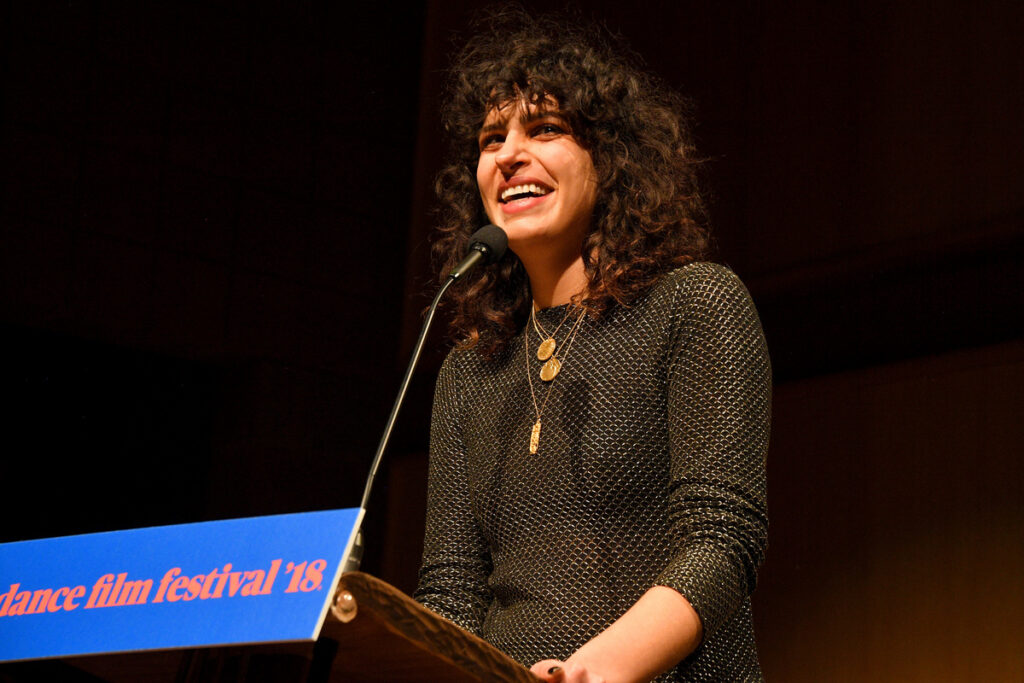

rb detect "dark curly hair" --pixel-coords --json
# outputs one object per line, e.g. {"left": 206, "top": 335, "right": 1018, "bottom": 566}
{"left": 434, "top": 8, "right": 711, "bottom": 356}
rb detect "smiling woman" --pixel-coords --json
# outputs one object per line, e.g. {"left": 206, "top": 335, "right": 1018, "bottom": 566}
{"left": 415, "top": 8, "right": 770, "bottom": 683}
{"left": 475, "top": 100, "right": 599, "bottom": 308}
{"left": 431, "top": 9, "right": 711, "bottom": 353}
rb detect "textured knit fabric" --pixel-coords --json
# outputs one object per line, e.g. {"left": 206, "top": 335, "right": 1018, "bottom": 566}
{"left": 414, "top": 262, "right": 770, "bottom": 681}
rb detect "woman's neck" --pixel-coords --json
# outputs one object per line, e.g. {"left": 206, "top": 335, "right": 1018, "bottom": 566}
{"left": 521, "top": 252, "right": 588, "bottom": 310}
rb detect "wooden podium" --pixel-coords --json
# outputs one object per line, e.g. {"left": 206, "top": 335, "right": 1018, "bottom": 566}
{"left": 321, "top": 572, "right": 536, "bottom": 682}
{"left": 0, "top": 573, "right": 538, "bottom": 683}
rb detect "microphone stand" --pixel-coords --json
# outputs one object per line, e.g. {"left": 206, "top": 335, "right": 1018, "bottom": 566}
{"left": 342, "top": 232, "right": 500, "bottom": 573}
{"left": 342, "top": 275, "right": 456, "bottom": 573}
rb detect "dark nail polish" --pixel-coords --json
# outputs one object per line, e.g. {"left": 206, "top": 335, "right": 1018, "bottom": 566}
{"left": 548, "top": 666, "right": 562, "bottom": 675}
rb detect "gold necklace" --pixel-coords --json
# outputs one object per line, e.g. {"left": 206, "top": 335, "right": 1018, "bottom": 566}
{"left": 531, "top": 304, "right": 575, "bottom": 363}
{"left": 525, "top": 305, "right": 586, "bottom": 454}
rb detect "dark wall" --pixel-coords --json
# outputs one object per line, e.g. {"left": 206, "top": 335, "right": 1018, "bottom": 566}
{"left": 0, "top": 2, "right": 425, "bottom": 564}
{"left": 760, "top": 340, "right": 1024, "bottom": 681}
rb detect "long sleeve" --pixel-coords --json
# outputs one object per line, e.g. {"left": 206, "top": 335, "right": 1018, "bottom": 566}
{"left": 654, "top": 263, "right": 771, "bottom": 637}
{"left": 413, "top": 350, "right": 494, "bottom": 634}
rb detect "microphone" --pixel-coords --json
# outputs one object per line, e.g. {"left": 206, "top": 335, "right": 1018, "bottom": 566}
{"left": 448, "top": 224, "right": 508, "bottom": 280}
{"left": 343, "top": 224, "right": 507, "bottom": 574}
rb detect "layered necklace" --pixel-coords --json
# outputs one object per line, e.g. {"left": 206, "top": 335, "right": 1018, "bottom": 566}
{"left": 524, "top": 303, "right": 586, "bottom": 454}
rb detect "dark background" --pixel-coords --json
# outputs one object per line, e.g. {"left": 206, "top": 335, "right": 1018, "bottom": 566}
{"left": 2, "top": 1, "right": 1022, "bottom": 679}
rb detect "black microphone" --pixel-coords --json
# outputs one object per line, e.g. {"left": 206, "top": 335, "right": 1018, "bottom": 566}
{"left": 343, "top": 224, "right": 507, "bottom": 574}
{"left": 448, "top": 224, "right": 508, "bottom": 280}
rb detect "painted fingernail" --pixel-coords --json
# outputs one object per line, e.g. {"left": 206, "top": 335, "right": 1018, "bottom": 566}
{"left": 548, "top": 666, "right": 562, "bottom": 675}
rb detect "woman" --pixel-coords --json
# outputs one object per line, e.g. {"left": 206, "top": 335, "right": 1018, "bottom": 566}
{"left": 414, "top": 11, "right": 770, "bottom": 683}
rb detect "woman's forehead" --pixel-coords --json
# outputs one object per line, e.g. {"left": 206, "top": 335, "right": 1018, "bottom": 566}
{"left": 479, "top": 95, "right": 562, "bottom": 129}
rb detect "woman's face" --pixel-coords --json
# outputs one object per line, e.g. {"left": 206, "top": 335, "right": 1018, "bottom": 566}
{"left": 475, "top": 99, "right": 598, "bottom": 257}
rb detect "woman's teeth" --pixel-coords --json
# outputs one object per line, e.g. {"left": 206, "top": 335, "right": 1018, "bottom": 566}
{"left": 501, "top": 184, "right": 550, "bottom": 202}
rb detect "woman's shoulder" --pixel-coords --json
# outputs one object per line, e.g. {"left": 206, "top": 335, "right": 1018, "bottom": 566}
{"left": 655, "top": 261, "right": 756, "bottom": 310}
{"left": 648, "top": 262, "right": 765, "bottom": 349}
{"left": 438, "top": 342, "right": 472, "bottom": 376}
{"left": 663, "top": 260, "right": 744, "bottom": 288}
{"left": 438, "top": 336, "right": 511, "bottom": 377}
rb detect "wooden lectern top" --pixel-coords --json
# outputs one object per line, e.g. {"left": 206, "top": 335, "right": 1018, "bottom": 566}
{"left": 322, "top": 572, "right": 539, "bottom": 683}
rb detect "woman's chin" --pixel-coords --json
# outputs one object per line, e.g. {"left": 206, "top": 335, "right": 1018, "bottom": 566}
{"left": 504, "top": 228, "right": 556, "bottom": 254}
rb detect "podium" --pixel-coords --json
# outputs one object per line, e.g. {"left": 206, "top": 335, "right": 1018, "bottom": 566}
{"left": 0, "top": 572, "right": 536, "bottom": 682}
{"left": 0, "top": 512, "right": 538, "bottom": 682}
{"left": 321, "top": 572, "right": 536, "bottom": 682}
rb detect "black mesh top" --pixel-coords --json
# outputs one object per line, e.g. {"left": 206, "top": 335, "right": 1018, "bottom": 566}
{"left": 415, "top": 262, "right": 770, "bottom": 681}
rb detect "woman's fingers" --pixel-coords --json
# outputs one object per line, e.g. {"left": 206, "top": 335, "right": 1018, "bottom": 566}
{"left": 530, "top": 660, "right": 606, "bottom": 683}
{"left": 529, "top": 659, "right": 566, "bottom": 682}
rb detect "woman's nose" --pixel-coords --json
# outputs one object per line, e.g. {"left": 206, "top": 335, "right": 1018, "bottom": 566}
{"left": 494, "top": 132, "right": 528, "bottom": 173}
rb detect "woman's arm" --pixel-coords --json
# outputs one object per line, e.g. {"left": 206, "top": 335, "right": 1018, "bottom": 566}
{"left": 534, "top": 264, "right": 771, "bottom": 683}
{"left": 531, "top": 586, "right": 702, "bottom": 683}
{"left": 656, "top": 264, "right": 770, "bottom": 634}
{"left": 413, "top": 351, "right": 494, "bottom": 634}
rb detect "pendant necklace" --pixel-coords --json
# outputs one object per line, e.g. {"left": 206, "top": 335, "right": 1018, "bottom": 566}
{"left": 531, "top": 304, "right": 576, "bottom": 381}
{"left": 531, "top": 304, "right": 574, "bottom": 361}
{"left": 525, "top": 304, "right": 586, "bottom": 454}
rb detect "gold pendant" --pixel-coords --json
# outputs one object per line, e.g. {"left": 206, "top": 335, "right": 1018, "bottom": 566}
{"left": 539, "top": 357, "right": 561, "bottom": 381}
{"left": 530, "top": 420, "right": 541, "bottom": 454}
{"left": 537, "top": 338, "right": 556, "bottom": 361}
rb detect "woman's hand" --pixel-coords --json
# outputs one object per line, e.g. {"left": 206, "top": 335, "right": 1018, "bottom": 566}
{"left": 528, "top": 587, "right": 701, "bottom": 683}
{"left": 530, "top": 660, "right": 606, "bottom": 683}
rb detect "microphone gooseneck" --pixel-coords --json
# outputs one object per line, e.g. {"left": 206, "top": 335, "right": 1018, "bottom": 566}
{"left": 343, "top": 225, "right": 507, "bottom": 574}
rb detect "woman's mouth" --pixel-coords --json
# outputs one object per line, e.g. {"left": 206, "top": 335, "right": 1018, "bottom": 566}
{"left": 499, "top": 183, "right": 552, "bottom": 204}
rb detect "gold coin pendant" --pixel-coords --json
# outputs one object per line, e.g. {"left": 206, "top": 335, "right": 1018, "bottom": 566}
{"left": 539, "top": 357, "right": 561, "bottom": 382}
{"left": 537, "top": 338, "right": 556, "bottom": 361}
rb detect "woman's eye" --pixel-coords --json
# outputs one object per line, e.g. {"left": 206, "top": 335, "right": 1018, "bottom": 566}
{"left": 479, "top": 134, "right": 504, "bottom": 150}
{"left": 534, "top": 123, "right": 565, "bottom": 136}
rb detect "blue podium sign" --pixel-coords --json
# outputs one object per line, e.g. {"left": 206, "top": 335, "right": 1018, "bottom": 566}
{"left": 0, "top": 508, "right": 362, "bottom": 662}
